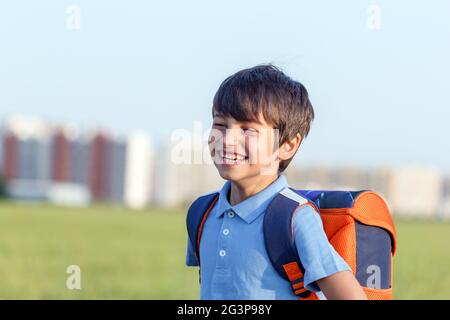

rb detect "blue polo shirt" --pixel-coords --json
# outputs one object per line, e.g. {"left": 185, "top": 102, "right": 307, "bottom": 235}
{"left": 185, "top": 174, "right": 350, "bottom": 300}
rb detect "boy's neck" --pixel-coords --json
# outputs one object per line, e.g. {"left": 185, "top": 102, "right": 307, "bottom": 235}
{"left": 228, "top": 173, "right": 280, "bottom": 206}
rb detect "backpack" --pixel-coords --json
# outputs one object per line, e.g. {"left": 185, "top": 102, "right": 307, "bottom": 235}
{"left": 186, "top": 187, "right": 397, "bottom": 300}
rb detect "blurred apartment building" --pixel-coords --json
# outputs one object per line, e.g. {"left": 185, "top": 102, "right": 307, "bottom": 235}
{"left": 0, "top": 115, "right": 153, "bottom": 209}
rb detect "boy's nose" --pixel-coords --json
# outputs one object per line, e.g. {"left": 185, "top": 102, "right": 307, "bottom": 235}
{"left": 223, "top": 128, "right": 246, "bottom": 154}
{"left": 223, "top": 128, "right": 242, "bottom": 147}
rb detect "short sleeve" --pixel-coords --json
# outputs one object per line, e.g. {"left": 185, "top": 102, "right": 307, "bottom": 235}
{"left": 185, "top": 236, "right": 199, "bottom": 267}
{"left": 293, "top": 204, "right": 351, "bottom": 292}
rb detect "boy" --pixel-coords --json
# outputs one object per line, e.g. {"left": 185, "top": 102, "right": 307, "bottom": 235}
{"left": 185, "top": 64, "right": 367, "bottom": 300}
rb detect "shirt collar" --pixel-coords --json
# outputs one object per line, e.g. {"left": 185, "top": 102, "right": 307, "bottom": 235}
{"left": 215, "top": 174, "right": 289, "bottom": 224}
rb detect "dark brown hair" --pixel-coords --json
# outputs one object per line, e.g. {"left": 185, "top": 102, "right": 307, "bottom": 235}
{"left": 212, "top": 64, "right": 314, "bottom": 172}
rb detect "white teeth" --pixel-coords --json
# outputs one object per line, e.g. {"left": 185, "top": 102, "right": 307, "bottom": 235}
{"left": 223, "top": 152, "right": 246, "bottom": 160}
{"left": 222, "top": 152, "right": 248, "bottom": 164}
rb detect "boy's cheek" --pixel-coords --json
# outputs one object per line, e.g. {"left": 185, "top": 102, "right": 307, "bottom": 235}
{"left": 208, "top": 128, "right": 223, "bottom": 145}
{"left": 247, "top": 136, "right": 275, "bottom": 165}
{"left": 208, "top": 131, "right": 223, "bottom": 155}
{"left": 209, "top": 143, "right": 222, "bottom": 163}
{"left": 247, "top": 152, "right": 276, "bottom": 168}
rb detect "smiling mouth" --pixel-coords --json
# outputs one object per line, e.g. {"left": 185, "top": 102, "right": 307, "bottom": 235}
{"left": 221, "top": 151, "right": 249, "bottom": 165}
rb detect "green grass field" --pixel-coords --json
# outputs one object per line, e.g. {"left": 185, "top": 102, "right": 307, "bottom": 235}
{"left": 0, "top": 201, "right": 449, "bottom": 299}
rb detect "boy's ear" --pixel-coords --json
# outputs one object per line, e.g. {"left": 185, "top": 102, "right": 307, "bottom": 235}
{"left": 278, "top": 133, "right": 302, "bottom": 161}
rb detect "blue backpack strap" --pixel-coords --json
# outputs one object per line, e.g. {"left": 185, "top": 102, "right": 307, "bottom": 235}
{"left": 264, "top": 188, "right": 314, "bottom": 299}
{"left": 186, "top": 192, "right": 220, "bottom": 266}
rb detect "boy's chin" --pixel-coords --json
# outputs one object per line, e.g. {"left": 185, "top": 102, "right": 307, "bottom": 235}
{"left": 216, "top": 164, "right": 251, "bottom": 181}
{"left": 216, "top": 164, "right": 278, "bottom": 181}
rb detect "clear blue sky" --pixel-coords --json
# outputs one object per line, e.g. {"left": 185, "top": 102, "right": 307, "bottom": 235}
{"left": 1, "top": 1, "right": 449, "bottom": 173}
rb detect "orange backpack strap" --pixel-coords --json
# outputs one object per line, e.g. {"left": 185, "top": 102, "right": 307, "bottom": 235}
{"left": 282, "top": 262, "right": 314, "bottom": 298}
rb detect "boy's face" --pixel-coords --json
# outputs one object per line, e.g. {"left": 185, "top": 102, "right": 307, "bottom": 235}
{"left": 208, "top": 112, "right": 280, "bottom": 182}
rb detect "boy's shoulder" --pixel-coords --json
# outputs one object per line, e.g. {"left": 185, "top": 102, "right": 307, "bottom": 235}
{"left": 269, "top": 186, "right": 323, "bottom": 235}
{"left": 276, "top": 187, "right": 320, "bottom": 214}
{"left": 278, "top": 187, "right": 309, "bottom": 205}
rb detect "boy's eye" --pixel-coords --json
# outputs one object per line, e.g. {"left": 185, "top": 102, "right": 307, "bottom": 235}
{"left": 212, "top": 123, "right": 226, "bottom": 128}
